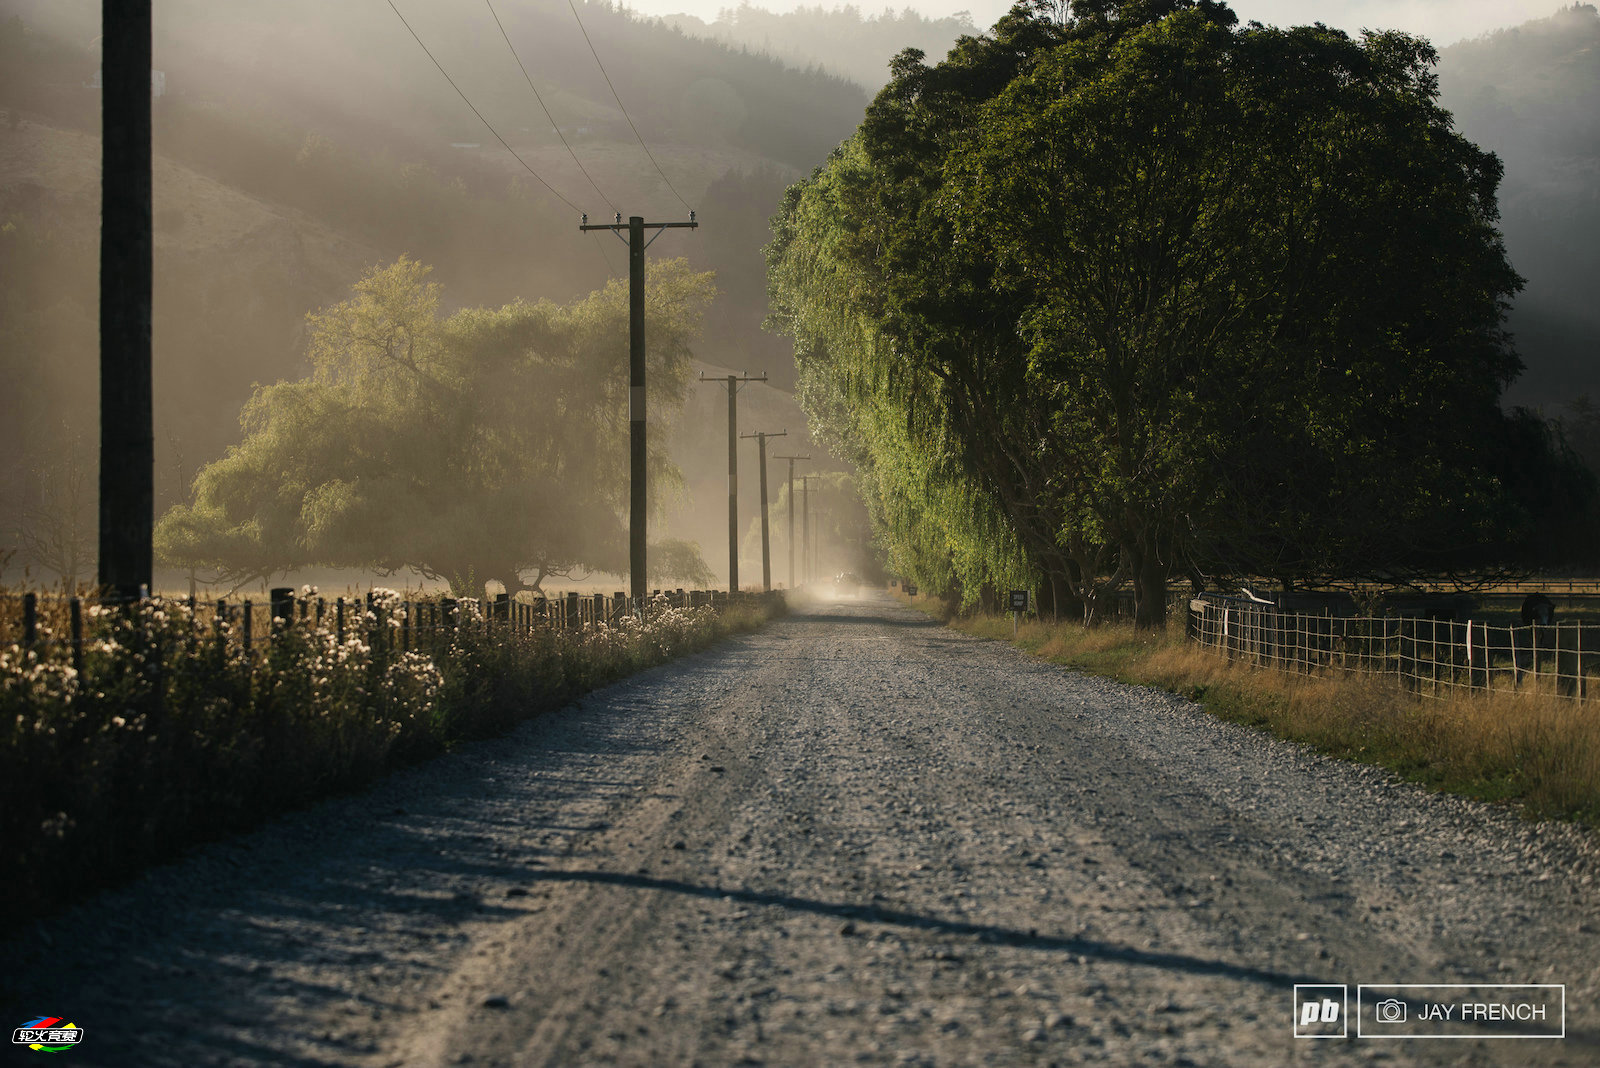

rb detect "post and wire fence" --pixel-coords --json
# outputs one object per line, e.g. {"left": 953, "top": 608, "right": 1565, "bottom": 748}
{"left": 0, "top": 586, "right": 762, "bottom": 668}
{"left": 1188, "top": 593, "right": 1599, "bottom": 702}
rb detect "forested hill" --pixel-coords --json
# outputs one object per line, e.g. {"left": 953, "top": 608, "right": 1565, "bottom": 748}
{"left": 1440, "top": 3, "right": 1600, "bottom": 410}
{"left": 659, "top": 3, "right": 976, "bottom": 90}
{"left": 0, "top": 0, "right": 867, "bottom": 527}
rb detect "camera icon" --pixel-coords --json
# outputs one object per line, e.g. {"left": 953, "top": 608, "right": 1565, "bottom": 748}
{"left": 1375, "top": 998, "right": 1407, "bottom": 1024}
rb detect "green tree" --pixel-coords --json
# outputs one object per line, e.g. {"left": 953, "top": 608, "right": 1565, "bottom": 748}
{"left": 771, "top": 0, "right": 1567, "bottom": 627}
{"left": 157, "top": 256, "right": 716, "bottom": 594}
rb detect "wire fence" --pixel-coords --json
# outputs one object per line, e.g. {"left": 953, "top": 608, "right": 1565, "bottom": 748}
{"left": 1188, "top": 594, "right": 1600, "bottom": 701}
{"left": 0, "top": 586, "right": 755, "bottom": 670}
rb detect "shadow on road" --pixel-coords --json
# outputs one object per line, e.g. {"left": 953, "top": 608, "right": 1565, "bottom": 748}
{"left": 527, "top": 867, "right": 1315, "bottom": 990}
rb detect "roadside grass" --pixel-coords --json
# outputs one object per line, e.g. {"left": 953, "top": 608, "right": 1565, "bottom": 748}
{"left": 2, "top": 591, "right": 783, "bottom": 923}
{"left": 928, "top": 604, "right": 1600, "bottom": 827}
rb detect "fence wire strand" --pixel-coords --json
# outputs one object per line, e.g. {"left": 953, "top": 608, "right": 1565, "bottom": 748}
{"left": 1188, "top": 595, "right": 1595, "bottom": 701}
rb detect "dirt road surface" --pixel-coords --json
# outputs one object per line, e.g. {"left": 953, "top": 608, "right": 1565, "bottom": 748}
{"left": 6, "top": 593, "right": 1598, "bottom": 1066}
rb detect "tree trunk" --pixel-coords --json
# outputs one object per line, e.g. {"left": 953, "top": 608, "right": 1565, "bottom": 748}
{"left": 1132, "top": 544, "right": 1169, "bottom": 631}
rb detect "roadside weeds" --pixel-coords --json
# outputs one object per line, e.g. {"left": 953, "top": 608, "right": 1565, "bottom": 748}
{"left": 910, "top": 597, "right": 1600, "bottom": 828}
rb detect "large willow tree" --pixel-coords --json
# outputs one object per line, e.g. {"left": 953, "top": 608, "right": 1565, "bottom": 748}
{"left": 158, "top": 256, "right": 716, "bottom": 594}
{"left": 770, "top": 0, "right": 1586, "bottom": 626}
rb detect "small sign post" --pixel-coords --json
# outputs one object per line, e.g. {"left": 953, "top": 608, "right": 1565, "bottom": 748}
{"left": 1009, "top": 589, "right": 1028, "bottom": 637}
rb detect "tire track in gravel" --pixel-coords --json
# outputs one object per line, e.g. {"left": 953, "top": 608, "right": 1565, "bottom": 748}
{"left": 6, "top": 593, "right": 1598, "bottom": 1066}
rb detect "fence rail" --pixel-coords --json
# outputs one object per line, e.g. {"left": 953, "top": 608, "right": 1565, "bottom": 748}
{"left": 1188, "top": 594, "right": 1599, "bottom": 701}
{"left": 1, "top": 586, "right": 756, "bottom": 666}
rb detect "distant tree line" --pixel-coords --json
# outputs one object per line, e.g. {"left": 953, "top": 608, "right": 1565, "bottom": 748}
{"left": 662, "top": 3, "right": 977, "bottom": 89}
{"left": 768, "top": 0, "right": 1598, "bottom": 627}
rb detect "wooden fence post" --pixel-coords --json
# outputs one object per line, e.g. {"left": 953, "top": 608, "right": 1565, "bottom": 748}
{"left": 69, "top": 596, "right": 84, "bottom": 676}
{"left": 22, "top": 592, "right": 37, "bottom": 648}
{"left": 270, "top": 587, "right": 294, "bottom": 633}
{"left": 242, "top": 598, "right": 253, "bottom": 659}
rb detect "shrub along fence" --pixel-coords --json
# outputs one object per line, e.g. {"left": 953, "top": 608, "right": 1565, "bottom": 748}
{"left": 1, "top": 585, "right": 782, "bottom": 922}
{"left": 0, "top": 586, "right": 750, "bottom": 664}
{"left": 1188, "top": 593, "right": 1598, "bottom": 701}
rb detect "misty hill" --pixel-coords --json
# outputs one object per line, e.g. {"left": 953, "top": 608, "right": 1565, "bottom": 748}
{"left": 1, "top": 1, "right": 867, "bottom": 573}
{"left": 1439, "top": 3, "right": 1600, "bottom": 408}
{"left": 658, "top": 3, "right": 976, "bottom": 90}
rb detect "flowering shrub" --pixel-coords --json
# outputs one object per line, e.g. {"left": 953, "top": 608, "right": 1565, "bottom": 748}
{"left": 1, "top": 589, "right": 781, "bottom": 921}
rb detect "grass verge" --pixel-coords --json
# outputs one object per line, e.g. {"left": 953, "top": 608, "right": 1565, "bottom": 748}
{"left": 2, "top": 592, "right": 784, "bottom": 923}
{"left": 926, "top": 601, "right": 1600, "bottom": 828}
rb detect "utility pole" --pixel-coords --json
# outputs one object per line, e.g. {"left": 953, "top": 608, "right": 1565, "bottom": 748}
{"left": 772, "top": 454, "right": 808, "bottom": 589}
{"left": 798, "top": 473, "right": 821, "bottom": 587}
{"left": 579, "top": 212, "right": 697, "bottom": 608}
{"left": 739, "top": 429, "right": 786, "bottom": 592}
{"left": 99, "top": 0, "right": 153, "bottom": 602}
{"left": 699, "top": 371, "right": 765, "bottom": 593}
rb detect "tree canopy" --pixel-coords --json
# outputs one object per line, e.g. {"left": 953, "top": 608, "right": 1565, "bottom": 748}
{"left": 768, "top": 0, "right": 1592, "bottom": 626}
{"left": 157, "top": 256, "right": 717, "bottom": 594}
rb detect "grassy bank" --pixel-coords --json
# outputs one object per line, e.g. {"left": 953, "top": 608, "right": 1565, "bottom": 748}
{"left": 936, "top": 605, "right": 1600, "bottom": 827}
{"left": 2, "top": 592, "right": 783, "bottom": 922}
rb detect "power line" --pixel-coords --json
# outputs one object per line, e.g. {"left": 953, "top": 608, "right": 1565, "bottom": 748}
{"left": 589, "top": 232, "right": 618, "bottom": 278}
{"left": 384, "top": 0, "right": 583, "bottom": 214}
{"left": 565, "top": 0, "right": 694, "bottom": 215}
{"left": 485, "top": 0, "right": 617, "bottom": 214}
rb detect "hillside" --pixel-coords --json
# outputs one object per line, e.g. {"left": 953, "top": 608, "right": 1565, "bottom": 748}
{"left": 1440, "top": 3, "right": 1600, "bottom": 409}
{"left": 0, "top": 119, "right": 385, "bottom": 521}
{"left": 0, "top": 1, "right": 867, "bottom": 582}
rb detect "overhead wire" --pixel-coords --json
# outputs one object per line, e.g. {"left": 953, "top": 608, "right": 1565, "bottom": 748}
{"left": 565, "top": 0, "right": 695, "bottom": 215}
{"left": 484, "top": 0, "right": 618, "bottom": 215}
{"left": 590, "top": 232, "right": 618, "bottom": 278}
{"left": 383, "top": 0, "right": 584, "bottom": 215}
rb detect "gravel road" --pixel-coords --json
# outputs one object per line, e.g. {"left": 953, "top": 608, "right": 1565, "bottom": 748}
{"left": 6, "top": 592, "right": 1598, "bottom": 1066}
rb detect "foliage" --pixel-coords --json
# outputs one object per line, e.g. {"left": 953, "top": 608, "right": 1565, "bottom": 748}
{"left": 663, "top": 2, "right": 977, "bottom": 90}
{"left": 649, "top": 537, "right": 719, "bottom": 588}
{"left": 770, "top": 0, "right": 1583, "bottom": 627}
{"left": 156, "top": 257, "right": 716, "bottom": 595}
{"left": 0, "top": 586, "right": 785, "bottom": 922}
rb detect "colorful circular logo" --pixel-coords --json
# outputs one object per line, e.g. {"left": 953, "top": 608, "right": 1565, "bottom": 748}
{"left": 12, "top": 1017, "right": 83, "bottom": 1053}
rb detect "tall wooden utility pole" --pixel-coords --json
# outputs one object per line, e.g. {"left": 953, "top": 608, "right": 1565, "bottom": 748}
{"left": 798, "top": 473, "right": 821, "bottom": 587}
{"left": 579, "top": 212, "right": 697, "bottom": 607}
{"left": 99, "top": 0, "right": 154, "bottom": 602}
{"left": 772, "top": 454, "right": 808, "bottom": 589}
{"left": 739, "top": 430, "right": 786, "bottom": 592}
{"left": 699, "top": 372, "right": 765, "bottom": 593}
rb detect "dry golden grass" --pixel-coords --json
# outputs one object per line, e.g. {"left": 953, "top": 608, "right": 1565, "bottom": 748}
{"left": 947, "top": 612, "right": 1600, "bottom": 826}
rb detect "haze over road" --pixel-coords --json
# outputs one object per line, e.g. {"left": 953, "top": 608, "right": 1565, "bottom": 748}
{"left": 7, "top": 593, "right": 1598, "bottom": 1065}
